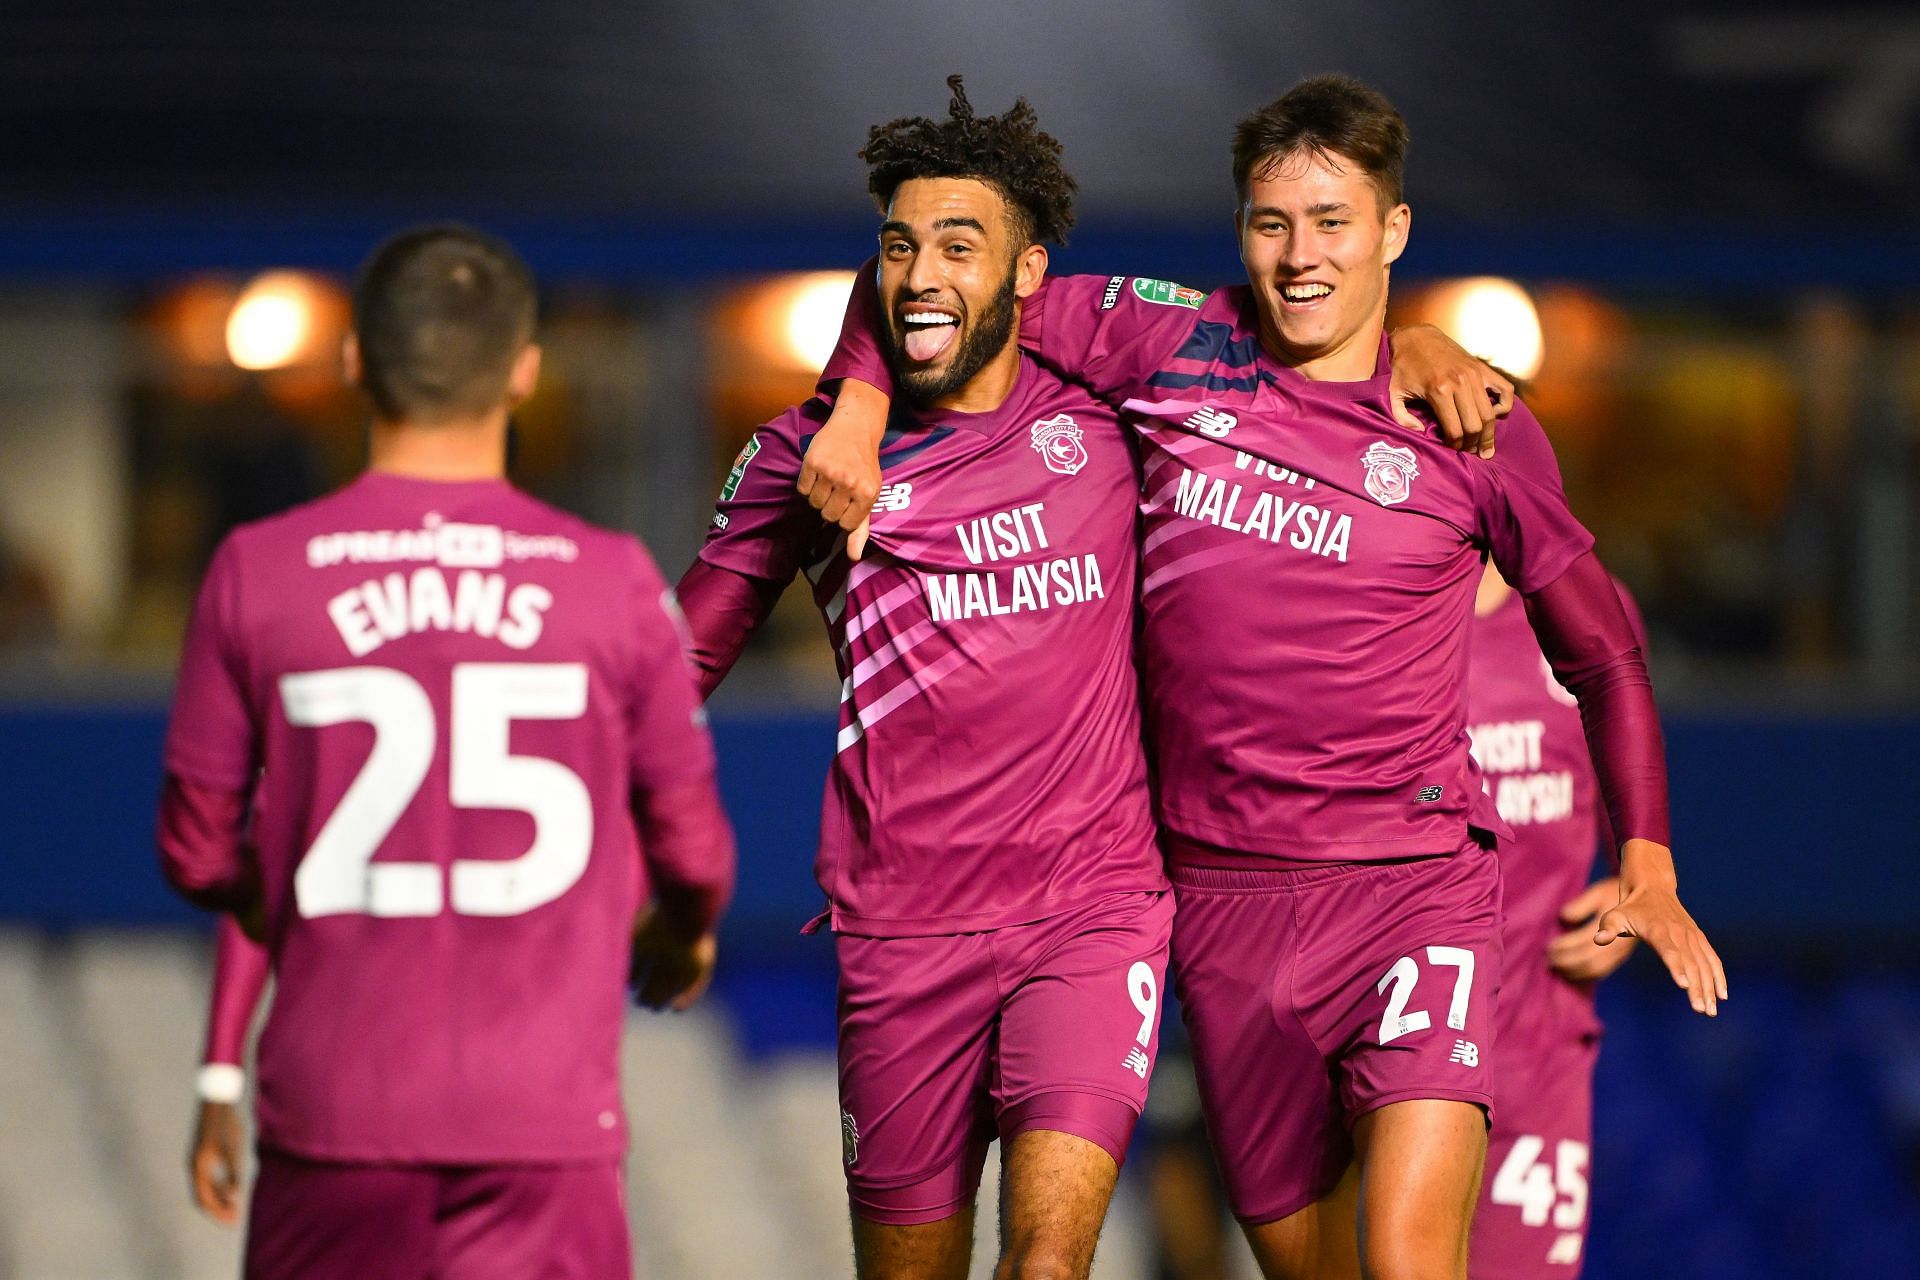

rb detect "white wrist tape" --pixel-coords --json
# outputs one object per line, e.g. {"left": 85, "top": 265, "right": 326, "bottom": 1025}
{"left": 195, "top": 1063, "right": 246, "bottom": 1105}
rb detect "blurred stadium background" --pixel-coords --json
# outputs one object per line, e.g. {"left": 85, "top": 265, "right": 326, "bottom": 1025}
{"left": 1, "top": 2, "right": 1917, "bottom": 1276}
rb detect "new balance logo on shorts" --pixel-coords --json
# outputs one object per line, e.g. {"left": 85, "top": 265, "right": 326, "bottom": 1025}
{"left": 1547, "top": 1233, "right": 1584, "bottom": 1265}
{"left": 1418, "top": 785, "right": 1444, "bottom": 802}
{"left": 1122, "top": 1046, "right": 1150, "bottom": 1078}
{"left": 1449, "top": 1039, "right": 1480, "bottom": 1067}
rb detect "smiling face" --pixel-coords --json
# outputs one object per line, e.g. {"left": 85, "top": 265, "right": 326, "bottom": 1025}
{"left": 1236, "top": 147, "right": 1410, "bottom": 381}
{"left": 878, "top": 177, "right": 1046, "bottom": 410}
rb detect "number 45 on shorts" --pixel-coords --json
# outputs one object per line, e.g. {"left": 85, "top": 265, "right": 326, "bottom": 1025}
{"left": 1491, "top": 1135, "right": 1589, "bottom": 1231}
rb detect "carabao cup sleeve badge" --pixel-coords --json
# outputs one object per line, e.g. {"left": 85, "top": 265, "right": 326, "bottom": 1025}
{"left": 1360, "top": 440, "right": 1420, "bottom": 506}
{"left": 1030, "top": 413, "right": 1089, "bottom": 476}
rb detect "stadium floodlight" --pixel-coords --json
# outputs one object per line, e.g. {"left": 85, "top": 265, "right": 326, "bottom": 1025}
{"left": 779, "top": 271, "right": 859, "bottom": 372}
{"left": 226, "top": 271, "right": 324, "bottom": 371}
{"left": 1426, "top": 277, "right": 1545, "bottom": 381}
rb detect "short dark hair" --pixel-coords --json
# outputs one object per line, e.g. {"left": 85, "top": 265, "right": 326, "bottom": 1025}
{"left": 1231, "top": 74, "right": 1408, "bottom": 213}
{"left": 860, "top": 75, "right": 1077, "bottom": 247}
{"left": 351, "top": 223, "right": 537, "bottom": 422}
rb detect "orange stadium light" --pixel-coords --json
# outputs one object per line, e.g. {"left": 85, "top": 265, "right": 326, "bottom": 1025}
{"left": 1422, "top": 277, "right": 1545, "bottom": 381}
{"left": 781, "top": 272, "right": 859, "bottom": 372}
{"left": 726, "top": 271, "right": 858, "bottom": 374}
{"left": 226, "top": 271, "right": 342, "bottom": 371}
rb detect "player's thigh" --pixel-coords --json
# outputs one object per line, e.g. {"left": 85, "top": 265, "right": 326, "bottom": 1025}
{"left": 1472, "top": 1037, "right": 1598, "bottom": 1279}
{"left": 244, "top": 1150, "right": 435, "bottom": 1280}
{"left": 993, "top": 891, "right": 1173, "bottom": 1162}
{"left": 838, "top": 929, "right": 999, "bottom": 1229}
{"left": 853, "top": 1206, "right": 978, "bottom": 1280}
{"left": 996, "top": 1127, "right": 1122, "bottom": 1280}
{"left": 432, "top": 1162, "right": 628, "bottom": 1280}
{"left": 1168, "top": 868, "right": 1349, "bottom": 1226}
{"left": 1240, "top": 1161, "right": 1362, "bottom": 1280}
{"left": 1354, "top": 1100, "right": 1487, "bottom": 1280}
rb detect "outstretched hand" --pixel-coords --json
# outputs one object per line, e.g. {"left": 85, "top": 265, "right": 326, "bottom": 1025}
{"left": 1600, "top": 841, "right": 1728, "bottom": 1017}
{"left": 1387, "top": 323, "right": 1514, "bottom": 458}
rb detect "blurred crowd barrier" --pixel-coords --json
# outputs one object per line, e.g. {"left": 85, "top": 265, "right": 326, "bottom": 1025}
{"left": 2, "top": 707, "right": 1911, "bottom": 941}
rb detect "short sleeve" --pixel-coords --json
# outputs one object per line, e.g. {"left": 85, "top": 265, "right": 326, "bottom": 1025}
{"left": 1022, "top": 274, "right": 1212, "bottom": 406}
{"left": 1472, "top": 400, "right": 1595, "bottom": 594}
{"left": 163, "top": 537, "right": 260, "bottom": 791}
{"left": 624, "top": 541, "right": 721, "bottom": 793}
{"left": 696, "top": 407, "right": 823, "bottom": 585}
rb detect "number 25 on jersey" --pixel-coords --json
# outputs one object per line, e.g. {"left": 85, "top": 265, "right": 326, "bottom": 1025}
{"left": 279, "top": 662, "right": 592, "bottom": 920}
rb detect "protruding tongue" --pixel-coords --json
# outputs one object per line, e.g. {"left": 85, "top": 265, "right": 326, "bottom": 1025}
{"left": 904, "top": 321, "right": 957, "bottom": 362}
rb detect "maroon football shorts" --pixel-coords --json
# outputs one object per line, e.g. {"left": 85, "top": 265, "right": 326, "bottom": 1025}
{"left": 1169, "top": 841, "right": 1503, "bottom": 1224}
{"left": 244, "top": 1151, "right": 628, "bottom": 1279}
{"left": 1473, "top": 1025, "right": 1599, "bottom": 1278}
{"left": 834, "top": 889, "right": 1173, "bottom": 1224}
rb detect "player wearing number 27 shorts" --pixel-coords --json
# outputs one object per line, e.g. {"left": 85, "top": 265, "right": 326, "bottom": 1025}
{"left": 810, "top": 75, "right": 1722, "bottom": 1280}
{"left": 157, "top": 226, "right": 735, "bottom": 1280}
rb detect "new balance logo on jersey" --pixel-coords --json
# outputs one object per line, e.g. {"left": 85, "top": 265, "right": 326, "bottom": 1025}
{"left": 1185, "top": 406, "right": 1237, "bottom": 439}
{"left": 1418, "top": 785, "right": 1444, "bottom": 802}
{"left": 1122, "top": 1046, "right": 1150, "bottom": 1078}
{"left": 874, "top": 481, "right": 914, "bottom": 513}
{"left": 1450, "top": 1039, "right": 1480, "bottom": 1067}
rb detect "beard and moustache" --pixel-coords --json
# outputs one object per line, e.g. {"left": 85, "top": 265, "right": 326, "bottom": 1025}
{"left": 884, "top": 263, "right": 1019, "bottom": 406}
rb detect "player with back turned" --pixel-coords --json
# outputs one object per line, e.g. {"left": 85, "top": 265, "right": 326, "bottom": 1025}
{"left": 804, "top": 75, "right": 1725, "bottom": 1280}
{"left": 156, "top": 224, "right": 735, "bottom": 1280}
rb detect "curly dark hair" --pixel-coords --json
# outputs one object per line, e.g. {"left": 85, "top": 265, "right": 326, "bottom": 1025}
{"left": 860, "top": 75, "right": 1077, "bottom": 247}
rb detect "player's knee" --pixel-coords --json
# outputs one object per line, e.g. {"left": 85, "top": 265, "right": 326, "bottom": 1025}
{"left": 1359, "top": 1234, "right": 1464, "bottom": 1280}
{"left": 994, "top": 1245, "right": 1088, "bottom": 1280}
{"left": 1244, "top": 1209, "right": 1341, "bottom": 1280}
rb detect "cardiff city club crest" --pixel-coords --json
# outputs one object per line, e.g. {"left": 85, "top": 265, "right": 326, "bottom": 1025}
{"left": 1360, "top": 441, "right": 1420, "bottom": 506}
{"left": 1030, "top": 413, "right": 1088, "bottom": 476}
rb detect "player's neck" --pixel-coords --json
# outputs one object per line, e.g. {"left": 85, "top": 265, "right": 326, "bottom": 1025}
{"left": 366, "top": 413, "right": 509, "bottom": 482}
{"left": 926, "top": 342, "right": 1022, "bottom": 416}
{"left": 1266, "top": 316, "right": 1386, "bottom": 384}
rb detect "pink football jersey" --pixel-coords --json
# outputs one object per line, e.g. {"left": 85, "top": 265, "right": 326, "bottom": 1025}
{"left": 825, "top": 274, "right": 1596, "bottom": 863}
{"left": 164, "top": 473, "right": 719, "bottom": 1163}
{"left": 698, "top": 359, "right": 1165, "bottom": 936}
